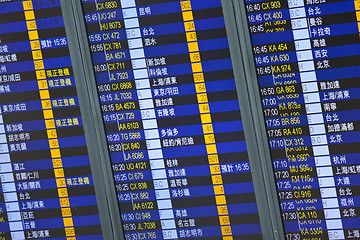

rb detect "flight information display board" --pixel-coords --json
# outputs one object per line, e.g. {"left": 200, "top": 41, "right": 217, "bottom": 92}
{"left": 0, "top": 0, "right": 103, "bottom": 239}
{"left": 81, "top": 0, "right": 263, "bottom": 239}
{"left": 244, "top": 0, "right": 360, "bottom": 239}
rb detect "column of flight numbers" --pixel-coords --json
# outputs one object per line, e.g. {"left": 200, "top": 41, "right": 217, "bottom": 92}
{"left": 246, "top": 0, "right": 305, "bottom": 210}
{"left": 81, "top": 1, "right": 143, "bottom": 238}
{"left": 180, "top": 1, "right": 233, "bottom": 239}
{"left": 120, "top": 0, "right": 179, "bottom": 239}
{"left": 22, "top": 1, "right": 76, "bottom": 239}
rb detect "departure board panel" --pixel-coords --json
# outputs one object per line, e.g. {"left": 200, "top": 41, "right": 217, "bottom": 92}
{"left": 0, "top": 1, "right": 103, "bottom": 239}
{"left": 81, "top": 0, "right": 263, "bottom": 239}
{"left": 245, "top": 0, "right": 360, "bottom": 239}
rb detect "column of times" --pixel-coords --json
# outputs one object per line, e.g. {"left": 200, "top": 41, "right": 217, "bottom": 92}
{"left": 81, "top": 0, "right": 263, "bottom": 239}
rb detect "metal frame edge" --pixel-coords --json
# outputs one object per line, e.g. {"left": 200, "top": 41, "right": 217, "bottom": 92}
{"left": 221, "top": 0, "right": 285, "bottom": 239}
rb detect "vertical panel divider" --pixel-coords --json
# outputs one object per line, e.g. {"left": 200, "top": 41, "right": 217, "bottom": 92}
{"left": 60, "top": 1, "right": 124, "bottom": 239}
{"left": 222, "top": 0, "right": 286, "bottom": 239}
